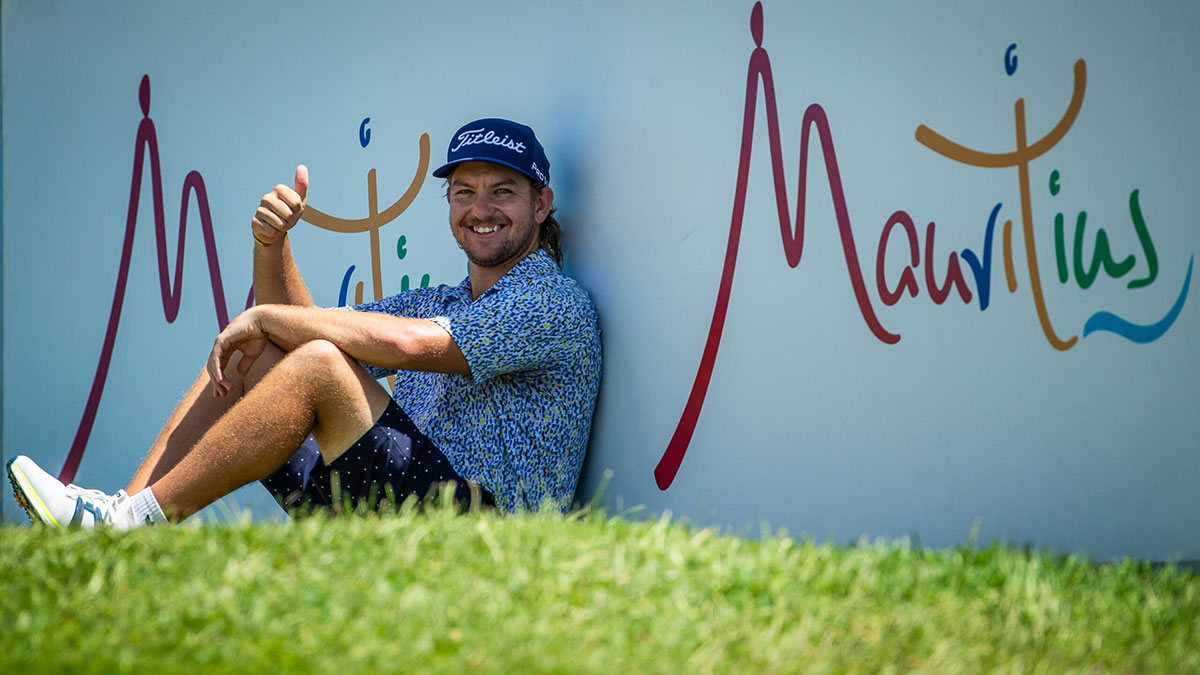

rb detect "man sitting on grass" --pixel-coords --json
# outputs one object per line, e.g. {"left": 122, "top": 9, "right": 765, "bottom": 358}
{"left": 8, "top": 118, "right": 601, "bottom": 528}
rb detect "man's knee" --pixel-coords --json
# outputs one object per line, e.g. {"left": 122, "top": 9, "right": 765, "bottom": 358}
{"left": 282, "top": 339, "right": 360, "bottom": 382}
{"left": 283, "top": 340, "right": 390, "bottom": 459}
{"left": 271, "top": 340, "right": 385, "bottom": 418}
{"left": 290, "top": 338, "right": 344, "bottom": 362}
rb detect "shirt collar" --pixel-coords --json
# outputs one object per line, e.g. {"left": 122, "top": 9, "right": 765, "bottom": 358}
{"left": 455, "top": 248, "right": 555, "bottom": 302}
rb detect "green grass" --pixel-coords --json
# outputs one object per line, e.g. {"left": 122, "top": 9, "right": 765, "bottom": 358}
{"left": 1, "top": 499, "right": 1198, "bottom": 674}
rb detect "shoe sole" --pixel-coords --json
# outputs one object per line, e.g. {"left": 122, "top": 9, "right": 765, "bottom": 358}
{"left": 6, "top": 459, "right": 62, "bottom": 528}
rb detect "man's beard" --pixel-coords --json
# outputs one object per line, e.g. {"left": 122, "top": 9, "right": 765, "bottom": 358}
{"left": 461, "top": 220, "right": 539, "bottom": 268}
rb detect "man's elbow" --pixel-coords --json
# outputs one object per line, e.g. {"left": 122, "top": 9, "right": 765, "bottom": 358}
{"left": 388, "top": 324, "right": 470, "bottom": 375}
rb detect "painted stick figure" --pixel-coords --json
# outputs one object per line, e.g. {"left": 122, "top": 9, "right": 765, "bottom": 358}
{"left": 302, "top": 133, "right": 431, "bottom": 305}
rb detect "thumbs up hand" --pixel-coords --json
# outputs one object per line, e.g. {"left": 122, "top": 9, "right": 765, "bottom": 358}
{"left": 252, "top": 165, "right": 309, "bottom": 247}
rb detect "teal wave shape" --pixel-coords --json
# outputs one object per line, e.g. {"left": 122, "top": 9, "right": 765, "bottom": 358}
{"left": 1083, "top": 255, "right": 1193, "bottom": 343}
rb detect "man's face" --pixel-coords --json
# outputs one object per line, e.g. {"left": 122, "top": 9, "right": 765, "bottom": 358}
{"left": 448, "top": 162, "right": 551, "bottom": 271}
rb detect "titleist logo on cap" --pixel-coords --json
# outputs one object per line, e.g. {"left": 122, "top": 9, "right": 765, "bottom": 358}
{"left": 450, "top": 128, "right": 527, "bottom": 154}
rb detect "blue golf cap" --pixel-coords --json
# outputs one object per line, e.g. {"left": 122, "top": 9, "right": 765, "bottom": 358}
{"left": 432, "top": 118, "right": 550, "bottom": 187}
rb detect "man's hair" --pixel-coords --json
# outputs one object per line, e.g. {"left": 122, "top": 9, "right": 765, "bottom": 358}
{"left": 531, "top": 180, "right": 563, "bottom": 268}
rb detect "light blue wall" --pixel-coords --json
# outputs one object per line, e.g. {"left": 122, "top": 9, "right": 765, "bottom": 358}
{"left": 3, "top": 1, "right": 1198, "bottom": 559}
{"left": 0, "top": 0, "right": 7, "bottom": 522}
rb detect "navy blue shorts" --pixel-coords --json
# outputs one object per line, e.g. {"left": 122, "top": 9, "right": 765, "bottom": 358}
{"left": 260, "top": 399, "right": 494, "bottom": 513}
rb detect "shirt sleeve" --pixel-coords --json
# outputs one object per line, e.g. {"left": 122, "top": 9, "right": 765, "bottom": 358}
{"left": 447, "top": 284, "right": 595, "bottom": 383}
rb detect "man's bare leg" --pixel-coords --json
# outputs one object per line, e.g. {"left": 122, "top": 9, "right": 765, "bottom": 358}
{"left": 148, "top": 339, "right": 392, "bottom": 522}
{"left": 125, "top": 344, "right": 287, "bottom": 493}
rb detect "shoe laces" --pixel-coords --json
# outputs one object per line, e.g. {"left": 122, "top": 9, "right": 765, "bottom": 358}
{"left": 64, "top": 485, "right": 127, "bottom": 523}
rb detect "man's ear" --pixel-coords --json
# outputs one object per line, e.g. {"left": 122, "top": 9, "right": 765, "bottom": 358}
{"left": 535, "top": 186, "right": 555, "bottom": 224}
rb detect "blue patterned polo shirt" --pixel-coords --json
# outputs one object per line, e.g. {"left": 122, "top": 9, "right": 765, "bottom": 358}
{"left": 350, "top": 249, "right": 601, "bottom": 512}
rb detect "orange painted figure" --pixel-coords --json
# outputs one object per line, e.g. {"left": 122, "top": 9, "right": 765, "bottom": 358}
{"left": 915, "top": 60, "right": 1088, "bottom": 351}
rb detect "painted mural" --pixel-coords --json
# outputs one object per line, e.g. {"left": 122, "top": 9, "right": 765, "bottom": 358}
{"left": 3, "top": 0, "right": 1197, "bottom": 560}
{"left": 657, "top": 3, "right": 1191, "bottom": 490}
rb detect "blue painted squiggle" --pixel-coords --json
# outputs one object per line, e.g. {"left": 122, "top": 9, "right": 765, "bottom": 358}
{"left": 338, "top": 265, "right": 357, "bottom": 306}
{"left": 1005, "top": 43, "right": 1018, "bottom": 76}
{"left": 359, "top": 118, "right": 371, "bottom": 147}
{"left": 1083, "top": 255, "right": 1192, "bottom": 343}
{"left": 960, "top": 202, "right": 1001, "bottom": 311}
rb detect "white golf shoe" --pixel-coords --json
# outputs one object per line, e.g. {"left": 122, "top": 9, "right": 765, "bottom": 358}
{"left": 7, "top": 455, "right": 135, "bottom": 529}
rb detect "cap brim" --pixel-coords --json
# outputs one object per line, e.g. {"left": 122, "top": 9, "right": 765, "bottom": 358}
{"left": 432, "top": 157, "right": 546, "bottom": 186}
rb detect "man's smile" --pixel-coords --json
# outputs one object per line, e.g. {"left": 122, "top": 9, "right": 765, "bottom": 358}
{"left": 471, "top": 224, "right": 504, "bottom": 234}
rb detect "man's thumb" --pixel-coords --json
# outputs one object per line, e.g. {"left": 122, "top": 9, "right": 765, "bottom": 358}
{"left": 294, "top": 164, "right": 309, "bottom": 201}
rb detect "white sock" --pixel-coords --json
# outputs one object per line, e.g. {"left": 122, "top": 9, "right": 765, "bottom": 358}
{"left": 122, "top": 487, "right": 169, "bottom": 528}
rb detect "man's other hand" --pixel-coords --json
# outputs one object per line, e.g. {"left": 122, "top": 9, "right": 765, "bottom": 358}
{"left": 208, "top": 307, "right": 270, "bottom": 397}
{"left": 252, "top": 165, "right": 308, "bottom": 246}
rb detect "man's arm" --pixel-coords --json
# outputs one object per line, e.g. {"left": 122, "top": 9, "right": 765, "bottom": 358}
{"left": 250, "top": 165, "right": 315, "bottom": 309}
{"left": 207, "top": 304, "right": 469, "bottom": 396}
